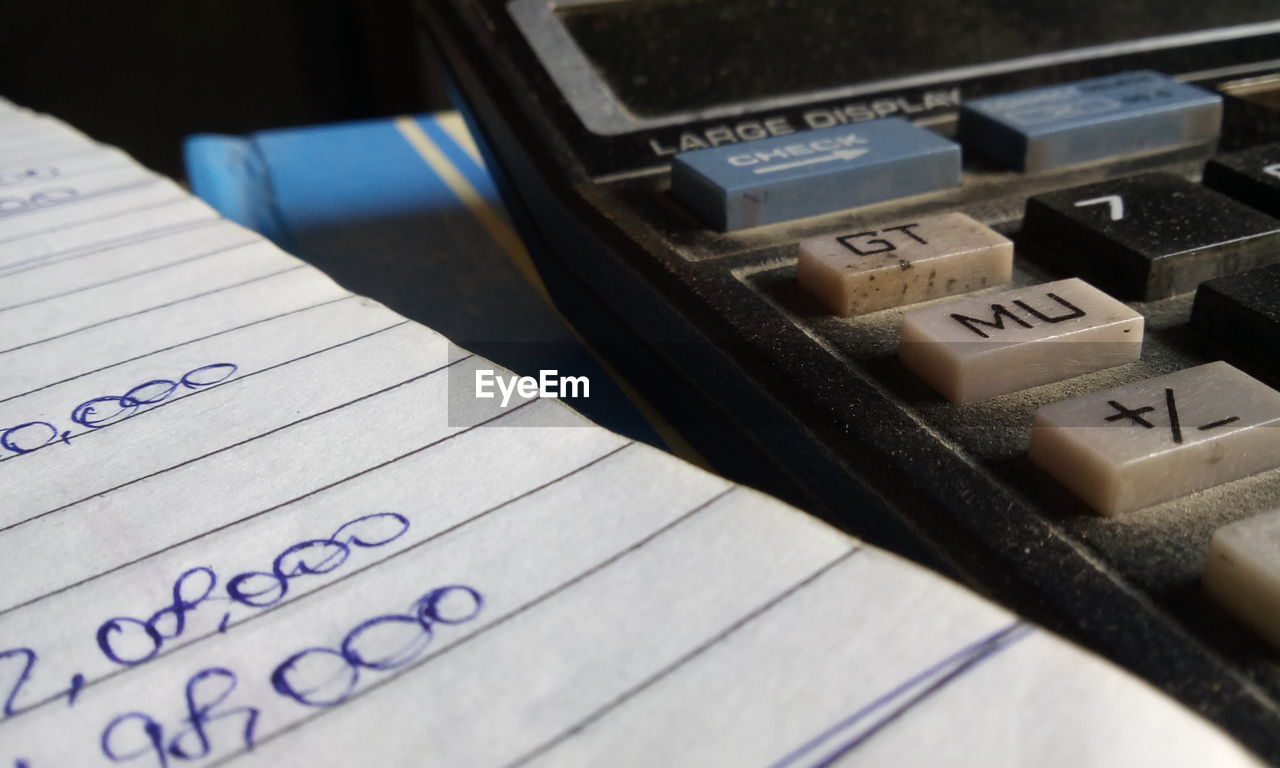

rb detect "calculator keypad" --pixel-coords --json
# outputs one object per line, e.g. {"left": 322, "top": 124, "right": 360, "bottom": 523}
{"left": 654, "top": 67, "right": 1280, "bottom": 748}
{"left": 1022, "top": 173, "right": 1280, "bottom": 300}
{"left": 795, "top": 212, "right": 1011, "bottom": 317}
{"left": 716, "top": 72, "right": 1280, "bottom": 519}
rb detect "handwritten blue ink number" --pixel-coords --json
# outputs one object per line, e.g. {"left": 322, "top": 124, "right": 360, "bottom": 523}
{"left": 95, "top": 513, "right": 410, "bottom": 667}
{"left": 0, "top": 363, "right": 237, "bottom": 455}
{"left": 96, "top": 581, "right": 478, "bottom": 765}
{"left": 0, "top": 164, "right": 60, "bottom": 187}
{"left": 272, "top": 585, "right": 483, "bottom": 708}
{"left": 0, "top": 648, "right": 84, "bottom": 721}
{"left": 0, "top": 422, "right": 58, "bottom": 455}
{"left": 226, "top": 513, "right": 410, "bottom": 609}
{"left": 100, "top": 668, "right": 258, "bottom": 767}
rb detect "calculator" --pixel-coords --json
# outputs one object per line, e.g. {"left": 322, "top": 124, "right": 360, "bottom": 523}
{"left": 418, "top": 0, "right": 1280, "bottom": 759}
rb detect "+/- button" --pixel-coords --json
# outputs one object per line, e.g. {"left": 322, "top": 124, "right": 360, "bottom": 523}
{"left": 899, "top": 277, "right": 1143, "bottom": 403}
{"left": 1202, "top": 143, "right": 1280, "bottom": 217}
{"left": 670, "top": 118, "right": 960, "bottom": 231}
{"left": 958, "top": 70, "right": 1221, "bottom": 172}
{"left": 796, "top": 212, "right": 1012, "bottom": 316}
{"left": 1191, "top": 263, "right": 1280, "bottom": 381}
{"left": 1021, "top": 173, "right": 1280, "bottom": 300}
{"left": 1029, "top": 362, "right": 1280, "bottom": 515}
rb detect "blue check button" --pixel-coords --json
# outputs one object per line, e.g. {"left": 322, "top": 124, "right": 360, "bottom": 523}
{"left": 671, "top": 118, "right": 961, "bottom": 231}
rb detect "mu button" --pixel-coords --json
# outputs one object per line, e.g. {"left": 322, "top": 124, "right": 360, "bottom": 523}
{"left": 898, "top": 278, "right": 1143, "bottom": 403}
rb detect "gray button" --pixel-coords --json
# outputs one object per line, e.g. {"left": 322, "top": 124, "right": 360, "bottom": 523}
{"left": 1205, "top": 508, "right": 1280, "bottom": 648}
{"left": 898, "top": 278, "right": 1143, "bottom": 403}
{"left": 670, "top": 118, "right": 961, "bottom": 231}
{"left": 1029, "top": 362, "right": 1280, "bottom": 515}
{"left": 797, "top": 213, "right": 1012, "bottom": 316}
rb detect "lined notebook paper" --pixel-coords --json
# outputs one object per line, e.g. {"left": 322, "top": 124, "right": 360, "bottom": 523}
{"left": 0, "top": 97, "right": 1261, "bottom": 767}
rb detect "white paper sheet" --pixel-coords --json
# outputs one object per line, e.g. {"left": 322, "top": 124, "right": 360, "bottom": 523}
{"left": 0, "top": 104, "right": 1261, "bottom": 767}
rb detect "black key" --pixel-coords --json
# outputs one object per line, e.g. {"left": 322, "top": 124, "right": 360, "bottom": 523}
{"left": 1022, "top": 172, "right": 1280, "bottom": 301}
{"left": 1203, "top": 143, "right": 1280, "bottom": 217}
{"left": 1191, "top": 263, "right": 1280, "bottom": 381}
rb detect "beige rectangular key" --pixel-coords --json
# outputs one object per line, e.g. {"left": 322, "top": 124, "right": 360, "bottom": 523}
{"left": 899, "top": 277, "right": 1142, "bottom": 403}
{"left": 1030, "top": 362, "right": 1280, "bottom": 515}
{"left": 796, "top": 212, "right": 1012, "bottom": 316}
{"left": 1204, "top": 508, "right": 1280, "bottom": 648}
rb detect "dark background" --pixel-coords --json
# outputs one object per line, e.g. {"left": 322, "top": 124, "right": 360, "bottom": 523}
{"left": 0, "top": 0, "right": 445, "bottom": 178}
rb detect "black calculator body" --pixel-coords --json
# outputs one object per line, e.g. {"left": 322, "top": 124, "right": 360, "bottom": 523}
{"left": 418, "top": 1, "right": 1280, "bottom": 759}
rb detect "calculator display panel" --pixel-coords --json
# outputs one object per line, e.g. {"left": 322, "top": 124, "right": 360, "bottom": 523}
{"left": 512, "top": 0, "right": 1280, "bottom": 136}
{"left": 559, "top": 0, "right": 1279, "bottom": 118}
